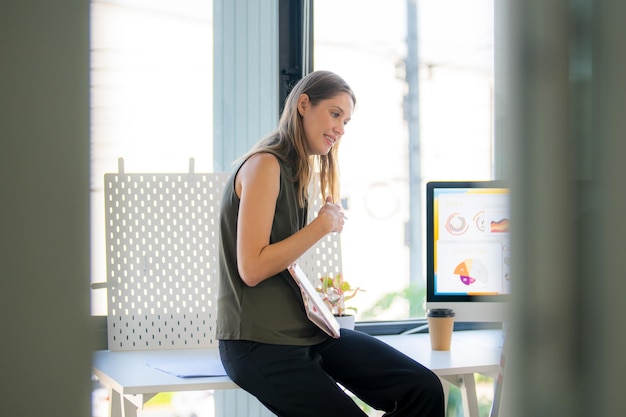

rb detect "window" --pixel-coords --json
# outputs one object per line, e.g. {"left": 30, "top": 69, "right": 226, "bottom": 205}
{"left": 89, "top": 0, "right": 496, "bottom": 322}
{"left": 313, "top": 0, "right": 495, "bottom": 320}
{"left": 90, "top": 0, "right": 213, "bottom": 315}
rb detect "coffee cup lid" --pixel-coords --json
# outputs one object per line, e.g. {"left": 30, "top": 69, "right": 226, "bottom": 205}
{"left": 427, "top": 308, "right": 455, "bottom": 317}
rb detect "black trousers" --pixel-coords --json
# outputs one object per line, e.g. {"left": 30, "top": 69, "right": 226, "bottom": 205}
{"left": 219, "top": 329, "right": 445, "bottom": 417}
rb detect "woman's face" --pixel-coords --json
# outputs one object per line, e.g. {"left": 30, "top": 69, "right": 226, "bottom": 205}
{"left": 298, "top": 92, "right": 354, "bottom": 156}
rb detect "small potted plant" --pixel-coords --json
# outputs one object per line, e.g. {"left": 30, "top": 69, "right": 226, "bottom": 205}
{"left": 316, "top": 273, "right": 364, "bottom": 329}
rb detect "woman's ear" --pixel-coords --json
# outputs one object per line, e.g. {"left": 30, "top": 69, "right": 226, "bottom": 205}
{"left": 297, "top": 93, "right": 309, "bottom": 116}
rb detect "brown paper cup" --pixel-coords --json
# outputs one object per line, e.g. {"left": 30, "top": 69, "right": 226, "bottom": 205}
{"left": 427, "top": 316, "right": 455, "bottom": 351}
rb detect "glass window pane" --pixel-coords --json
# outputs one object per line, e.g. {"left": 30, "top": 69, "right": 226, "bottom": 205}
{"left": 90, "top": 0, "right": 213, "bottom": 315}
{"left": 314, "top": 0, "right": 494, "bottom": 320}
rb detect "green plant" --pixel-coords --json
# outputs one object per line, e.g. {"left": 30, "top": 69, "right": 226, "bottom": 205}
{"left": 360, "top": 284, "right": 426, "bottom": 320}
{"left": 316, "top": 273, "right": 364, "bottom": 317}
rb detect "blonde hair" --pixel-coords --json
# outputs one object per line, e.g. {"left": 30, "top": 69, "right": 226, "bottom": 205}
{"left": 240, "top": 71, "right": 356, "bottom": 207}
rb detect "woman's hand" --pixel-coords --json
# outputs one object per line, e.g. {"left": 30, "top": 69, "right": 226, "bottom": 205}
{"left": 316, "top": 196, "right": 347, "bottom": 234}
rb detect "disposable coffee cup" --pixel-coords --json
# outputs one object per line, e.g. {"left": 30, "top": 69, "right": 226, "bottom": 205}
{"left": 427, "top": 308, "right": 455, "bottom": 351}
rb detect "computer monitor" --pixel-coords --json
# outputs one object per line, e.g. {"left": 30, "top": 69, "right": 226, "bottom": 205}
{"left": 426, "top": 181, "right": 511, "bottom": 323}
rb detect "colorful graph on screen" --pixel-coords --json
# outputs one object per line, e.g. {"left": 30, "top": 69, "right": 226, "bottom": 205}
{"left": 454, "top": 258, "right": 488, "bottom": 286}
{"left": 433, "top": 185, "right": 511, "bottom": 295}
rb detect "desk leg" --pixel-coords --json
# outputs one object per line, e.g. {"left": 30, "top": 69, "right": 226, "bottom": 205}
{"left": 440, "top": 374, "right": 479, "bottom": 417}
{"left": 107, "top": 388, "right": 139, "bottom": 417}
{"left": 108, "top": 388, "right": 122, "bottom": 417}
{"left": 438, "top": 377, "right": 451, "bottom": 414}
{"left": 458, "top": 374, "right": 479, "bottom": 417}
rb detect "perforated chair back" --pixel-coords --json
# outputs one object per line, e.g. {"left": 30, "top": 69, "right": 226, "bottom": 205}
{"left": 105, "top": 163, "right": 342, "bottom": 351}
{"left": 298, "top": 187, "right": 343, "bottom": 285}
{"left": 105, "top": 161, "right": 228, "bottom": 351}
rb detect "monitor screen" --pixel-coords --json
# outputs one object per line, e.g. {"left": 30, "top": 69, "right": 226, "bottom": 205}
{"left": 426, "top": 181, "right": 511, "bottom": 323}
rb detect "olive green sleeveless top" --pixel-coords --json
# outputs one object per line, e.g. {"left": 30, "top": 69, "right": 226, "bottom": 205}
{"left": 216, "top": 155, "right": 327, "bottom": 345}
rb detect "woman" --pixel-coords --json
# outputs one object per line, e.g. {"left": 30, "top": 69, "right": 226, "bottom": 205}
{"left": 217, "top": 70, "right": 444, "bottom": 417}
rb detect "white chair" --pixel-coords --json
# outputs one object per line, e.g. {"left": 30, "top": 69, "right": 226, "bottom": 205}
{"left": 105, "top": 158, "right": 228, "bottom": 351}
{"left": 103, "top": 159, "right": 344, "bottom": 417}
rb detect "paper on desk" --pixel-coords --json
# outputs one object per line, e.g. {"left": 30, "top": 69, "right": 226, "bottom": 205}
{"left": 146, "top": 357, "right": 227, "bottom": 378}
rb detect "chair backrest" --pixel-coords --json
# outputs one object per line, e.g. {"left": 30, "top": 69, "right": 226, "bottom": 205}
{"left": 105, "top": 161, "right": 342, "bottom": 351}
{"left": 298, "top": 184, "right": 343, "bottom": 284}
{"left": 105, "top": 160, "right": 228, "bottom": 351}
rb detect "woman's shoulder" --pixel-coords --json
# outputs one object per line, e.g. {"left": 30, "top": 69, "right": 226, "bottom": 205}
{"left": 236, "top": 152, "right": 286, "bottom": 188}
{"left": 245, "top": 150, "right": 297, "bottom": 175}
{"left": 248, "top": 151, "right": 280, "bottom": 163}
{"left": 241, "top": 152, "right": 282, "bottom": 172}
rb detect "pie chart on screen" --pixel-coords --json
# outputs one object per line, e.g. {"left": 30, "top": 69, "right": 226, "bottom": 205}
{"left": 454, "top": 259, "right": 488, "bottom": 287}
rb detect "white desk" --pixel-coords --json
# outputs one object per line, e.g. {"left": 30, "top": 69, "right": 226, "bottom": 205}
{"left": 93, "top": 329, "right": 502, "bottom": 417}
{"left": 377, "top": 330, "right": 503, "bottom": 417}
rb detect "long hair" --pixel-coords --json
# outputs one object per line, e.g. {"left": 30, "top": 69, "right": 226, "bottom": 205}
{"left": 240, "top": 71, "right": 356, "bottom": 207}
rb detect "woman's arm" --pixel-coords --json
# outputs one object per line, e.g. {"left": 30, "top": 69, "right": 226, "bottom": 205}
{"left": 235, "top": 153, "right": 345, "bottom": 286}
